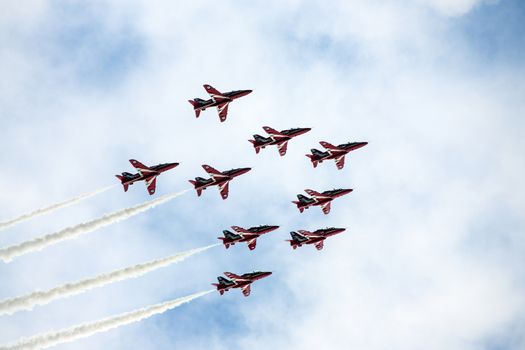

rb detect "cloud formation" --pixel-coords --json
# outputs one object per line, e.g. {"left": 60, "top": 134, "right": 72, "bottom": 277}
{"left": 0, "top": 1, "right": 523, "bottom": 350}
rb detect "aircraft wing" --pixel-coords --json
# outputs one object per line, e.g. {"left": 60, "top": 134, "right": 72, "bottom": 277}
{"left": 247, "top": 238, "right": 257, "bottom": 250}
{"left": 224, "top": 272, "right": 244, "bottom": 281}
{"left": 202, "top": 165, "right": 228, "bottom": 180}
{"left": 217, "top": 102, "right": 230, "bottom": 122}
{"left": 204, "top": 84, "right": 230, "bottom": 102}
{"left": 297, "top": 230, "right": 312, "bottom": 236}
{"left": 320, "top": 141, "right": 339, "bottom": 150}
{"left": 145, "top": 176, "right": 157, "bottom": 195}
{"left": 292, "top": 231, "right": 309, "bottom": 242}
{"left": 321, "top": 201, "right": 331, "bottom": 215}
{"left": 277, "top": 141, "right": 289, "bottom": 156}
{"left": 305, "top": 189, "right": 324, "bottom": 198}
{"left": 218, "top": 181, "right": 230, "bottom": 200}
{"left": 129, "top": 159, "right": 156, "bottom": 176}
{"left": 335, "top": 155, "right": 346, "bottom": 170}
{"left": 315, "top": 240, "right": 325, "bottom": 250}
{"left": 241, "top": 284, "right": 251, "bottom": 297}
{"left": 263, "top": 126, "right": 285, "bottom": 136}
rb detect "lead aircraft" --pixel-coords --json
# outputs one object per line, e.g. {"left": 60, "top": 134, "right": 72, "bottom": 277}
{"left": 287, "top": 227, "right": 346, "bottom": 250}
{"left": 188, "top": 84, "right": 252, "bottom": 122}
{"left": 249, "top": 126, "right": 311, "bottom": 156}
{"left": 189, "top": 165, "right": 251, "bottom": 200}
{"left": 219, "top": 225, "right": 280, "bottom": 250}
{"left": 293, "top": 188, "right": 353, "bottom": 214}
{"left": 115, "top": 159, "right": 179, "bottom": 195}
{"left": 306, "top": 141, "right": 368, "bottom": 169}
{"left": 212, "top": 271, "right": 272, "bottom": 297}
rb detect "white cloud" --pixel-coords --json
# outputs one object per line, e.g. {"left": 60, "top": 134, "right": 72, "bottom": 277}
{"left": 421, "top": 0, "right": 496, "bottom": 16}
{"left": 0, "top": 1, "right": 523, "bottom": 349}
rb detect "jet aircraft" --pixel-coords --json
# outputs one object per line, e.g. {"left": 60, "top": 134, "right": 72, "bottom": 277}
{"left": 287, "top": 227, "right": 346, "bottom": 250}
{"left": 293, "top": 188, "right": 353, "bottom": 214}
{"left": 189, "top": 165, "right": 251, "bottom": 200}
{"left": 115, "top": 159, "right": 179, "bottom": 195}
{"left": 212, "top": 271, "right": 272, "bottom": 297}
{"left": 249, "top": 126, "right": 311, "bottom": 156}
{"left": 188, "top": 84, "right": 252, "bottom": 122}
{"left": 219, "top": 225, "right": 280, "bottom": 250}
{"left": 306, "top": 141, "right": 368, "bottom": 169}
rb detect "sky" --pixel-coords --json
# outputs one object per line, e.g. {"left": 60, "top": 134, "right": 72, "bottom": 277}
{"left": 0, "top": 0, "right": 524, "bottom": 349}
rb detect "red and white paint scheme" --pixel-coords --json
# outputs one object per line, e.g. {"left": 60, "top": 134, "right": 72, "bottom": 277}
{"left": 212, "top": 271, "right": 272, "bottom": 297}
{"left": 115, "top": 159, "right": 179, "bottom": 195}
{"left": 287, "top": 227, "right": 346, "bottom": 250}
{"left": 249, "top": 126, "right": 311, "bottom": 156}
{"left": 306, "top": 141, "right": 368, "bottom": 170}
{"left": 218, "top": 225, "right": 280, "bottom": 250}
{"left": 188, "top": 84, "right": 252, "bottom": 122}
{"left": 189, "top": 164, "right": 251, "bottom": 200}
{"left": 292, "top": 188, "right": 353, "bottom": 215}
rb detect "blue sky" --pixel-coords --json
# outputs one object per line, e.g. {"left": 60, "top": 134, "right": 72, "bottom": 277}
{"left": 0, "top": 1, "right": 524, "bottom": 349}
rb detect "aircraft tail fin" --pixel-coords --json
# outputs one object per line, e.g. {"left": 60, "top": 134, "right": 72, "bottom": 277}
{"left": 217, "top": 236, "right": 232, "bottom": 249}
{"left": 292, "top": 200, "right": 305, "bottom": 213}
{"left": 188, "top": 180, "right": 202, "bottom": 196}
{"left": 211, "top": 283, "right": 226, "bottom": 295}
{"left": 286, "top": 238, "right": 300, "bottom": 249}
{"left": 248, "top": 139, "right": 261, "bottom": 154}
{"left": 115, "top": 175, "right": 130, "bottom": 192}
{"left": 305, "top": 154, "right": 318, "bottom": 168}
{"left": 188, "top": 100, "right": 201, "bottom": 118}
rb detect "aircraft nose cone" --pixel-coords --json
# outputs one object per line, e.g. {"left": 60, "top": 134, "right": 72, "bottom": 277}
{"left": 239, "top": 167, "right": 252, "bottom": 175}
{"left": 297, "top": 127, "right": 312, "bottom": 135}
{"left": 165, "top": 162, "right": 179, "bottom": 170}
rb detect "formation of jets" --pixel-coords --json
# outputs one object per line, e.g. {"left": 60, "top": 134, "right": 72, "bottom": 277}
{"left": 114, "top": 84, "right": 367, "bottom": 297}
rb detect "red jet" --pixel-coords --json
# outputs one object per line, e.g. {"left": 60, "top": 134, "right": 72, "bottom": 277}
{"left": 219, "top": 225, "right": 280, "bottom": 250}
{"left": 188, "top": 84, "right": 252, "bottom": 122}
{"left": 115, "top": 159, "right": 179, "bottom": 195}
{"left": 306, "top": 141, "right": 368, "bottom": 169}
{"left": 293, "top": 188, "right": 353, "bottom": 214}
{"left": 212, "top": 271, "right": 272, "bottom": 297}
{"left": 287, "top": 227, "right": 346, "bottom": 250}
{"left": 189, "top": 165, "right": 251, "bottom": 200}
{"left": 249, "top": 126, "right": 311, "bottom": 156}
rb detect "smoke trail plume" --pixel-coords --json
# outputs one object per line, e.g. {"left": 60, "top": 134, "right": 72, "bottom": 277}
{"left": 0, "top": 244, "right": 218, "bottom": 315}
{"left": 0, "top": 186, "right": 115, "bottom": 232}
{"left": 0, "top": 189, "right": 189, "bottom": 262}
{"left": 0, "top": 290, "right": 212, "bottom": 350}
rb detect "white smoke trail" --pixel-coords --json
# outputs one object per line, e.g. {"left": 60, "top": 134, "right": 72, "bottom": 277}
{"left": 0, "top": 186, "right": 115, "bottom": 232}
{"left": 0, "top": 189, "right": 190, "bottom": 263}
{"left": 0, "top": 290, "right": 212, "bottom": 350}
{"left": 0, "top": 244, "right": 218, "bottom": 315}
